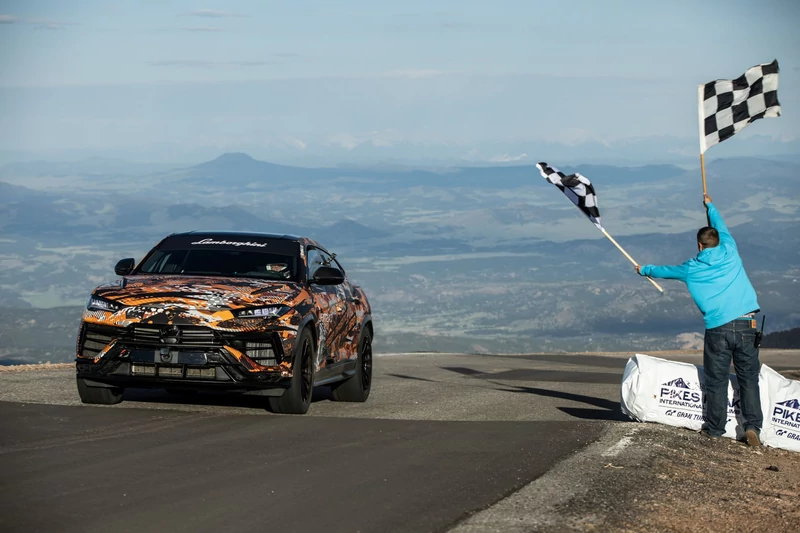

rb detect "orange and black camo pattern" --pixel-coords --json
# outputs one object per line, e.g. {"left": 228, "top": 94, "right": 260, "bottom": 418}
{"left": 77, "top": 233, "right": 372, "bottom": 377}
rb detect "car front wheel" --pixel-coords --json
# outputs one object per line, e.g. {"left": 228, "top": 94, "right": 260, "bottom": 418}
{"left": 268, "top": 328, "right": 315, "bottom": 414}
{"left": 76, "top": 378, "right": 124, "bottom": 405}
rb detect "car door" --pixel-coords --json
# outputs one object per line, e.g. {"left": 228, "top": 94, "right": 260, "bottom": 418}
{"left": 330, "top": 255, "right": 362, "bottom": 357}
{"left": 307, "top": 247, "right": 348, "bottom": 367}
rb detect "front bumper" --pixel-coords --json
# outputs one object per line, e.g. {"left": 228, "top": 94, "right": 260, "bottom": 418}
{"left": 75, "top": 322, "right": 294, "bottom": 392}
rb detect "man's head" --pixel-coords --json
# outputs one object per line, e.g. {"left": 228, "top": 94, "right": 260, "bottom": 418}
{"left": 697, "top": 227, "right": 720, "bottom": 251}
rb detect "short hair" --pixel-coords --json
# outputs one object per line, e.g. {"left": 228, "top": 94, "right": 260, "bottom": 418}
{"left": 697, "top": 227, "right": 719, "bottom": 248}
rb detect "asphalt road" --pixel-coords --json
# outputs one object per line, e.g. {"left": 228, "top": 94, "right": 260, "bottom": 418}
{"left": 1, "top": 350, "right": 796, "bottom": 533}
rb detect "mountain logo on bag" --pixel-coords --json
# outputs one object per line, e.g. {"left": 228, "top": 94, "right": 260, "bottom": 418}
{"left": 772, "top": 398, "right": 800, "bottom": 429}
{"left": 777, "top": 399, "right": 800, "bottom": 409}
{"left": 659, "top": 377, "right": 702, "bottom": 407}
{"left": 663, "top": 377, "right": 695, "bottom": 389}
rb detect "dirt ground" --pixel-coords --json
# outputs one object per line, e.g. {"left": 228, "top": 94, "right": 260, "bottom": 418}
{"left": 614, "top": 425, "right": 800, "bottom": 532}
{"left": 585, "top": 367, "right": 800, "bottom": 533}
{"left": 0, "top": 362, "right": 72, "bottom": 373}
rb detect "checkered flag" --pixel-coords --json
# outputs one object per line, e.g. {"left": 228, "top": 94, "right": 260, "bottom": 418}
{"left": 536, "top": 162, "right": 603, "bottom": 230}
{"left": 698, "top": 59, "right": 781, "bottom": 153}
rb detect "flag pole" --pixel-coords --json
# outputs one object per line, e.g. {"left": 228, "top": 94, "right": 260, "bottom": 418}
{"left": 697, "top": 83, "right": 709, "bottom": 197}
{"left": 700, "top": 152, "right": 707, "bottom": 195}
{"left": 599, "top": 228, "right": 664, "bottom": 293}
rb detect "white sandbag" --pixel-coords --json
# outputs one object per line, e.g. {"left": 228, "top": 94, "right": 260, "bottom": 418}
{"left": 620, "top": 353, "right": 743, "bottom": 439}
{"left": 759, "top": 365, "right": 800, "bottom": 452}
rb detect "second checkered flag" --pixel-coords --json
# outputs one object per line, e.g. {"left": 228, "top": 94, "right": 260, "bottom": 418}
{"left": 536, "top": 162, "right": 602, "bottom": 230}
{"left": 535, "top": 162, "right": 663, "bottom": 293}
{"left": 698, "top": 59, "right": 781, "bottom": 153}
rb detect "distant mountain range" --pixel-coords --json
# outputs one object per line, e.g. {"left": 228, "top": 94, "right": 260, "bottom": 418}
{"left": 763, "top": 328, "right": 800, "bottom": 350}
{"left": 0, "top": 157, "right": 177, "bottom": 178}
{"left": 0, "top": 152, "right": 797, "bottom": 359}
{"left": 2, "top": 132, "right": 798, "bottom": 168}
{"left": 2, "top": 152, "right": 798, "bottom": 245}
{"left": 3, "top": 151, "right": 693, "bottom": 191}
{"left": 0, "top": 185, "right": 383, "bottom": 247}
{"left": 4, "top": 150, "right": 798, "bottom": 190}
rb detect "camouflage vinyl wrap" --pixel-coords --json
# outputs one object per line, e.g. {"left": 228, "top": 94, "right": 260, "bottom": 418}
{"left": 79, "top": 274, "right": 370, "bottom": 375}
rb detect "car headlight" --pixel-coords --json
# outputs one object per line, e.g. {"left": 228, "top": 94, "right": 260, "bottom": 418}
{"left": 234, "top": 305, "right": 291, "bottom": 319}
{"left": 87, "top": 295, "right": 123, "bottom": 313}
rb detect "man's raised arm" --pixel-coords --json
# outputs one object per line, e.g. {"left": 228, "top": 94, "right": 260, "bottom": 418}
{"left": 704, "top": 194, "right": 734, "bottom": 247}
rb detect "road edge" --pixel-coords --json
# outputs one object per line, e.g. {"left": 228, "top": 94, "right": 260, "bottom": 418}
{"left": 447, "top": 421, "right": 645, "bottom": 532}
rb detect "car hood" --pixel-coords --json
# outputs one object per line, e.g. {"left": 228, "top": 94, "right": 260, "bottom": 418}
{"left": 93, "top": 275, "right": 305, "bottom": 311}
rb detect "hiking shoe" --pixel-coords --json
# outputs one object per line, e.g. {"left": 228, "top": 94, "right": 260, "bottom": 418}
{"left": 745, "top": 428, "right": 762, "bottom": 447}
{"left": 700, "top": 429, "right": 721, "bottom": 439}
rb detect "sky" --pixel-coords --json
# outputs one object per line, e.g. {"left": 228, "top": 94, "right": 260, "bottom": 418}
{"left": 0, "top": 0, "right": 798, "bottom": 163}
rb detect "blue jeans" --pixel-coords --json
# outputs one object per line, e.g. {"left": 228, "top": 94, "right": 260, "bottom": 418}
{"left": 703, "top": 318, "right": 762, "bottom": 437}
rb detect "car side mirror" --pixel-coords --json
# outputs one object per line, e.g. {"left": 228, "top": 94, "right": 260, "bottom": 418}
{"left": 310, "top": 266, "right": 345, "bottom": 285}
{"left": 114, "top": 258, "right": 135, "bottom": 276}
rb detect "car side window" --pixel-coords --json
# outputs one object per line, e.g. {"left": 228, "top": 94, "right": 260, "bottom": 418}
{"left": 308, "top": 248, "right": 342, "bottom": 279}
{"left": 307, "top": 248, "right": 325, "bottom": 279}
{"left": 140, "top": 250, "right": 187, "bottom": 274}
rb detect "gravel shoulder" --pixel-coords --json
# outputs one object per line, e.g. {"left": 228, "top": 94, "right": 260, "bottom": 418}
{"left": 450, "top": 421, "right": 800, "bottom": 532}
{"left": 607, "top": 424, "right": 800, "bottom": 532}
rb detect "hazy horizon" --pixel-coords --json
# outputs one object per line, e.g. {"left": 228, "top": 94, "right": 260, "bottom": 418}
{"left": 1, "top": 0, "right": 798, "bottom": 166}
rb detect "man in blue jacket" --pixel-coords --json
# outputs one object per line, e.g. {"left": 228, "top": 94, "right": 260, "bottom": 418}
{"left": 635, "top": 194, "right": 762, "bottom": 446}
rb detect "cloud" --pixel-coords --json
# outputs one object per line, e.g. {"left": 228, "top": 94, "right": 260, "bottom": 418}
{"left": 325, "top": 133, "right": 361, "bottom": 150}
{"left": 282, "top": 136, "right": 307, "bottom": 150}
{"left": 489, "top": 153, "right": 528, "bottom": 163}
{"left": 185, "top": 9, "right": 245, "bottom": 18}
{"left": 0, "top": 15, "right": 77, "bottom": 29}
{"left": 149, "top": 59, "right": 269, "bottom": 68}
{"left": 325, "top": 129, "right": 412, "bottom": 150}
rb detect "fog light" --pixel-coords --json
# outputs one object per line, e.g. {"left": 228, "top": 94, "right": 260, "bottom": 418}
{"left": 186, "top": 367, "right": 215, "bottom": 379}
{"left": 131, "top": 363, "right": 156, "bottom": 375}
{"left": 246, "top": 342, "right": 276, "bottom": 366}
{"left": 159, "top": 366, "right": 182, "bottom": 377}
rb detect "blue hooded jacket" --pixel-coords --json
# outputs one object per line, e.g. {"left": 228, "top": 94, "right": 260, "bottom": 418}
{"left": 639, "top": 202, "right": 759, "bottom": 329}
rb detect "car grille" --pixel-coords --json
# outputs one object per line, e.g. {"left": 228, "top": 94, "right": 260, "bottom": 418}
{"left": 129, "top": 325, "right": 220, "bottom": 347}
{"left": 79, "top": 323, "right": 282, "bottom": 371}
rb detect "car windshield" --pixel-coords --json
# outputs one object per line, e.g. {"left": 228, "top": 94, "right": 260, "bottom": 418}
{"left": 137, "top": 249, "right": 300, "bottom": 282}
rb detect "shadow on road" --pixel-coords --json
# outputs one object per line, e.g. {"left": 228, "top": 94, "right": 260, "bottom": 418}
{"left": 439, "top": 365, "right": 622, "bottom": 384}
{"left": 385, "top": 373, "right": 439, "bottom": 383}
{"left": 440, "top": 366, "right": 487, "bottom": 376}
{"left": 495, "top": 384, "right": 630, "bottom": 422}
{"left": 122, "top": 386, "right": 333, "bottom": 411}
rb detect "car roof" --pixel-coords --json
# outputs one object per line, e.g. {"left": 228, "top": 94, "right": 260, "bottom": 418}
{"left": 175, "top": 230, "right": 304, "bottom": 242}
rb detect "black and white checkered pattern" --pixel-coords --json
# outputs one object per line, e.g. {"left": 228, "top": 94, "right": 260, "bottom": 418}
{"left": 698, "top": 59, "right": 781, "bottom": 153}
{"left": 536, "top": 162, "right": 603, "bottom": 230}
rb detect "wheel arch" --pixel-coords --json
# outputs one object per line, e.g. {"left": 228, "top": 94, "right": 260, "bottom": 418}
{"left": 361, "top": 315, "right": 373, "bottom": 342}
{"left": 297, "top": 313, "right": 319, "bottom": 354}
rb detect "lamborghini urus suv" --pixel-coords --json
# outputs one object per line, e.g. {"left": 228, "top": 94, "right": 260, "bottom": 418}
{"left": 75, "top": 231, "right": 373, "bottom": 414}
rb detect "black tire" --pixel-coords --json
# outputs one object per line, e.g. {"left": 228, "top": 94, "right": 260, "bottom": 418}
{"left": 331, "top": 328, "right": 372, "bottom": 403}
{"left": 268, "top": 328, "right": 315, "bottom": 414}
{"left": 76, "top": 378, "right": 124, "bottom": 405}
